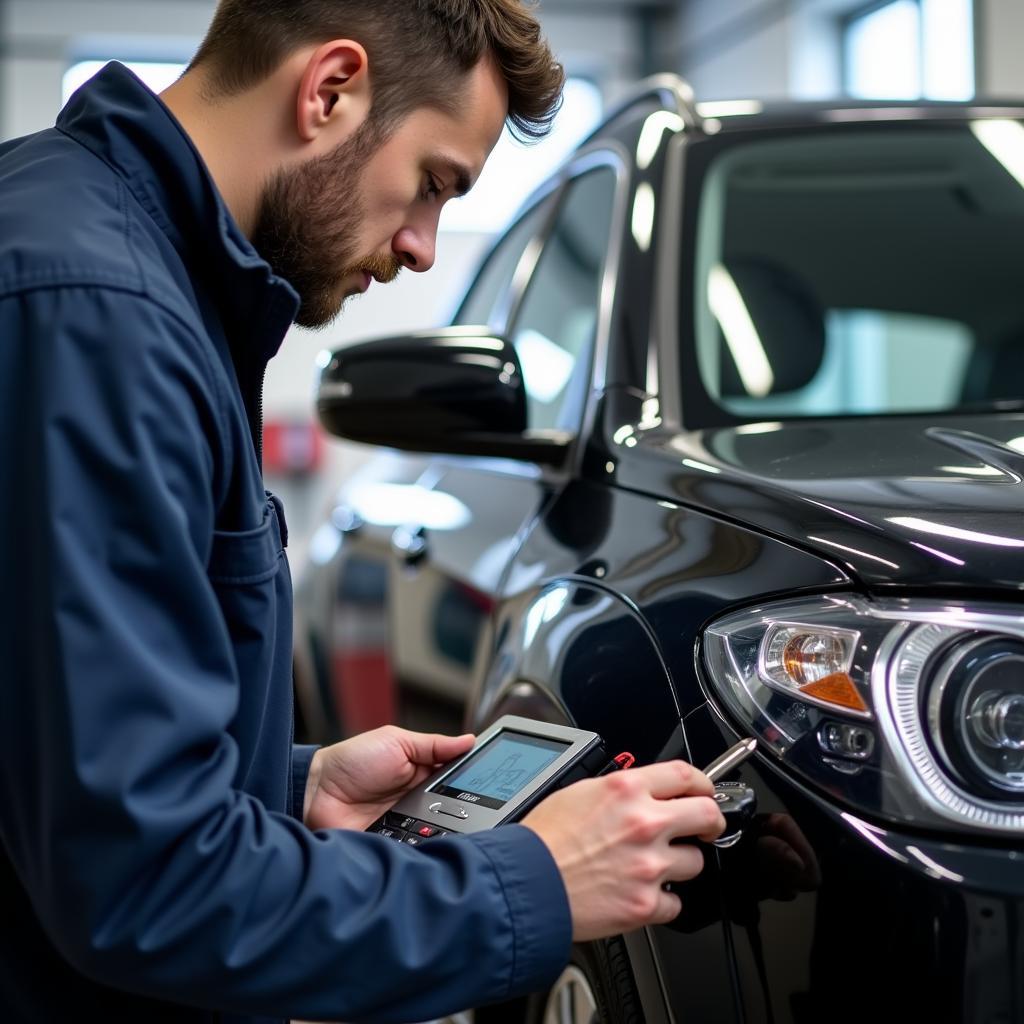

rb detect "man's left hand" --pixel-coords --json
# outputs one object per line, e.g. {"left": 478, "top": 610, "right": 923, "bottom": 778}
{"left": 303, "top": 726, "right": 475, "bottom": 831}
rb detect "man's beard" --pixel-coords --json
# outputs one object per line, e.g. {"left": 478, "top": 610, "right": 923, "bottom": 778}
{"left": 252, "top": 121, "right": 403, "bottom": 329}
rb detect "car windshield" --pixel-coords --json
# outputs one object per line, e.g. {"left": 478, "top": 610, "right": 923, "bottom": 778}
{"left": 692, "top": 122, "right": 1024, "bottom": 419}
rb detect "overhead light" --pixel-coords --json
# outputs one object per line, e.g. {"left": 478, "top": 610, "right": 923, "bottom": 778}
{"left": 696, "top": 100, "right": 763, "bottom": 118}
{"left": 971, "top": 119, "right": 1024, "bottom": 190}
{"left": 631, "top": 183, "right": 656, "bottom": 253}
{"left": 734, "top": 421, "right": 784, "bottom": 435}
{"left": 889, "top": 516, "right": 1024, "bottom": 549}
{"left": 347, "top": 483, "right": 471, "bottom": 531}
{"left": 807, "top": 536, "right": 901, "bottom": 572}
{"left": 938, "top": 465, "right": 1007, "bottom": 477}
{"left": 636, "top": 111, "right": 685, "bottom": 171}
{"left": 707, "top": 264, "right": 774, "bottom": 397}
{"left": 910, "top": 541, "right": 965, "bottom": 567}
{"left": 682, "top": 458, "right": 722, "bottom": 475}
{"left": 523, "top": 586, "right": 570, "bottom": 649}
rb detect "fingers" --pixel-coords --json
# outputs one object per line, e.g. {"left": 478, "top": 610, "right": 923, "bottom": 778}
{"left": 661, "top": 794, "right": 726, "bottom": 843}
{"left": 650, "top": 888, "right": 683, "bottom": 926}
{"left": 663, "top": 840, "right": 706, "bottom": 883}
{"left": 396, "top": 728, "right": 475, "bottom": 767}
{"left": 602, "top": 768, "right": 725, "bottom": 843}
{"left": 627, "top": 760, "right": 716, "bottom": 800}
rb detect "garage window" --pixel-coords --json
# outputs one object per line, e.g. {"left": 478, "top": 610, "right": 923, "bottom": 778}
{"left": 844, "top": 0, "right": 974, "bottom": 101}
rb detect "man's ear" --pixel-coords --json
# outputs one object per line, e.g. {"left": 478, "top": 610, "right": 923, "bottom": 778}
{"left": 295, "top": 39, "right": 371, "bottom": 144}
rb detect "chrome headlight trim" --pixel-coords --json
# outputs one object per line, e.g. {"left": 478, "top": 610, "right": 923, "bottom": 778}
{"left": 704, "top": 594, "right": 1024, "bottom": 838}
{"left": 872, "top": 612, "right": 1024, "bottom": 834}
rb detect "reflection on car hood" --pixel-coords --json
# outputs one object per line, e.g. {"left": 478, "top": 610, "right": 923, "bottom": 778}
{"left": 633, "top": 413, "right": 1024, "bottom": 591}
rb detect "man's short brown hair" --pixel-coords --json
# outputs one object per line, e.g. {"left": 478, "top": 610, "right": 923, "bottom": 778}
{"left": 190, "top": 0, "right": 565, "bottom": 142}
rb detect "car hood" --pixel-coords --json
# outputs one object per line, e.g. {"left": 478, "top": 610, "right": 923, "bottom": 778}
{"left": 626, "top": 413, "right": 1024, "bottom": 591}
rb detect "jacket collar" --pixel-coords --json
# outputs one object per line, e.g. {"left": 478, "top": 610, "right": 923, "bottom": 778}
{"left": 57, "top": 62, "right": 299, "bottom": 364}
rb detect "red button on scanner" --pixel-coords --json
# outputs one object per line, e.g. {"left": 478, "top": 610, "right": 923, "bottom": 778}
{"left": 417, "top": 825, "right": 440, "bottom": 837}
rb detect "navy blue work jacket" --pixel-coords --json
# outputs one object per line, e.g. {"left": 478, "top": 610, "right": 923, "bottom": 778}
{"left": 0, "top": 63, "right": 571, "bottom": 1023}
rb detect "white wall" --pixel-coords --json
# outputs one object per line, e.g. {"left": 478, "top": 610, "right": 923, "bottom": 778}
{"left": 669, "top": 0, "right": 791, "bottom": 100}
{"left": 978, "top": 0, "right": 1024, "bottom": 96}
{"left": 658, "top": 0, "right": 860, "bottom": 101}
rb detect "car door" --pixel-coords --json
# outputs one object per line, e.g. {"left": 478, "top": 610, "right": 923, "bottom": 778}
{"left": 459, "top": 147, "right": 748, "bottom": 1021}
{"left": 388, "top": 163, "right": 623, "bottom": 732}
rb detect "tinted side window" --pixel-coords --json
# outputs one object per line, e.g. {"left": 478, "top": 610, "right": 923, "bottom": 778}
{"left": 509, "top": 167, "right": 618, "bottom": 433}
{"left": 453, "top": 201, "right": 550, "bottom": 328}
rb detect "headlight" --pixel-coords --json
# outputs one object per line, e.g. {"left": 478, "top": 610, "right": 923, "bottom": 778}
{"left": 702, "top": 594, "right": 1024, "bottom": 837}
{"left": 924, "top": 636, "right": 1024, "bottom": 796}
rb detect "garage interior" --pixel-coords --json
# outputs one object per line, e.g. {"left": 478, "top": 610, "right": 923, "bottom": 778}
{"left": 2, "top": 2, "right": 1023, "bottom": 1022}
{"left": 2, "top": 0, "right": 1017, "bottom": 570}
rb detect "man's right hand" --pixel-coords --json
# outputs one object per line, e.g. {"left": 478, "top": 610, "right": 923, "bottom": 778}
{"left": 521, "top": 761, "right": 726, "bottom": 942}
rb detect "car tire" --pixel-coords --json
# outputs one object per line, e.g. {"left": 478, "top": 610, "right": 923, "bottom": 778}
{"left": 526, "top": 938, "right": 642, "bottom": 1024}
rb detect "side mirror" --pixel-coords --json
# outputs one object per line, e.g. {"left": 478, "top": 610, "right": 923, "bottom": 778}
{"left": 316, "top": 326, "right": 571, "bottom": 466}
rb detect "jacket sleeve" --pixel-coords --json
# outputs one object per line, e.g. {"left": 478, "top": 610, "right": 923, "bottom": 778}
{"left": 0, "top": 287, "right": 571, "bottom": 1022}
{"left": 291, "top": 743, "right": 320, "bottom": 822}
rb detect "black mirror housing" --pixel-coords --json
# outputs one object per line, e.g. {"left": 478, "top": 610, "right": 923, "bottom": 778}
{"left": 316, "top": 327, "right": 570, "bottom": 465}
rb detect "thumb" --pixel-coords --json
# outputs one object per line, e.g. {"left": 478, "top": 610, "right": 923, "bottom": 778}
{"left": 405, "top": 731, "right": 475, "bottom": 767}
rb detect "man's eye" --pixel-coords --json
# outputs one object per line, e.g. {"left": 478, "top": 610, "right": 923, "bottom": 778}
{"left": 423, "top": 176, "right": 443, "bottom": 201}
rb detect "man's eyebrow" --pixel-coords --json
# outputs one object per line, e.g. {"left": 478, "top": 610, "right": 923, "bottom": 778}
{"left": 437, "top": 158, "right": 473, "bottom": 197}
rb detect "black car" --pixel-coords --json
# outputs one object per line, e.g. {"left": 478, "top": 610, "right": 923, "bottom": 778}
{"left": 295, "top": 76, "right": 1024, "bottom": 1022}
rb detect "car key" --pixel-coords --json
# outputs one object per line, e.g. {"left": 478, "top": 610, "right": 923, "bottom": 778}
{"left": 710, "top": 780, "right": 758, "bottom": 847}
{"left": 670, "top": 739, "right": 758, "bottom": 848}
{"left": 703, "top": 739, "right": 758, "bottom": 848}
{"left": 703, "top": 737, "right": 757, "bottom": 783}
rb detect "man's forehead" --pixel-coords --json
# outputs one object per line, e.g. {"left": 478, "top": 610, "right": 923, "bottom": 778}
{"left": 410, "top": 58, "right": 507, "bottom": 192}
{"left": 446, "top": 54, "right": 508, "bottom": 180}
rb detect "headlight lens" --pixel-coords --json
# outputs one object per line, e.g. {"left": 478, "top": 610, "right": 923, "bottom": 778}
{"left": 703, "top": 594, "right": 1024, "bottom": 837}
{"left": 929, "top": 637, "right": 1024, "bottom": 795}
{"left": 760, "top": 623, "right": 867, "bottom": 714}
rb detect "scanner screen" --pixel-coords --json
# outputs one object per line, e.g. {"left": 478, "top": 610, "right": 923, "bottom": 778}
{"left": 432, "top": 732, "right": 569, "bottom": 809}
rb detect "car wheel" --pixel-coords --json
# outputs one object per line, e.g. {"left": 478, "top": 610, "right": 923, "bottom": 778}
{"left": 527, "top": 939, "right": 642, "bottom": 1024}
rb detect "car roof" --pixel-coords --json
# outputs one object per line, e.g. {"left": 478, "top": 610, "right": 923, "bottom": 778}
{"left": 587, "top": 73, "right": 1024, "bottom": 142}
{"left": 696, "top": 98, "right": 1024, "bottom": 132}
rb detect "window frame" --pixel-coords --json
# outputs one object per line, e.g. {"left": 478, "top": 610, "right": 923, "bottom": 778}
{"left": 504, "top": 148, "right": 631, "bottom": 446}
{"left": 668, "top": 117, "right": 1015, "bottom": 433}
{"left": 451, "top": 186, "right": 560, "bottom": 333}
{"left": 505, "top": 162, "right": 623, "bottom": 435}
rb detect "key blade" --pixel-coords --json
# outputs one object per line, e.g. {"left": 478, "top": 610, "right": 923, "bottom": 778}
{"left": 703, "top": 738, "right": 757, "bottom": 783}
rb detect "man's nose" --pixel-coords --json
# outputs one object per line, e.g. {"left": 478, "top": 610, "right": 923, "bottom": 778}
{"left": 392, "top": 224, "right": 437, "bottom": 274}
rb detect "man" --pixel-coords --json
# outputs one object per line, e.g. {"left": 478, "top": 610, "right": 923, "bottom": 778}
{"left": 0, "top": 2, "right": 725, "bottom": 1021}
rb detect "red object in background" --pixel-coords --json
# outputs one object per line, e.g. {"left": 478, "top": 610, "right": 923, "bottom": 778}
{"left": 332, "top": 651, "right": 396, "bottom": 735}
{"left": 263, "top": 419, "right": 324, "bottom": 476}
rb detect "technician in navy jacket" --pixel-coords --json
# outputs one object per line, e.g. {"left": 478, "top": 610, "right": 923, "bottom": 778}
{"left": 0, "top": 2, "right": 726, "bottom": 1021}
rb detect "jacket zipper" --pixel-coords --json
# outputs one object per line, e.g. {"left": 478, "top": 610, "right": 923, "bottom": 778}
{"left": 255, "top": 368, "right": 265, "bottom": 470}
